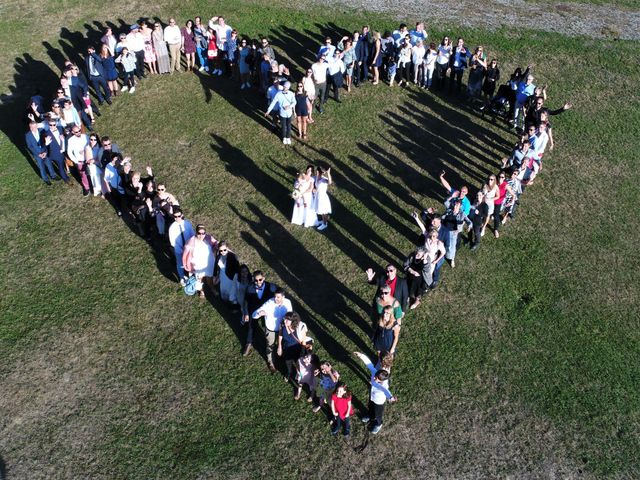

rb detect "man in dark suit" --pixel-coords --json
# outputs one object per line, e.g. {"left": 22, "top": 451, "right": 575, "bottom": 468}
{"left": 241, "top": 270, "right": 278, "bottom": 356}
{"left": 85, "top": 46, "right": 112, "bottom": 105}
{"left": 366, "top": 263, "right": 410, "bottom": 313}
{"left": 354, "top": 25, "right": 370, "bottom": 86}
{"left": 25, "top": 120, "right": 57, "bottom": 185}
{"left": 44, "top": 118, "right": 70, "bottom": 183}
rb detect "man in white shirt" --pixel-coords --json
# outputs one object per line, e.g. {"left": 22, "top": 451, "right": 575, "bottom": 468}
{"left": 168, "top": 207, "right": 195, "bottom": 284}
{"left": 317, "top": 37, "right": 336, "bottom": 59}
{"left": 311, "top": 54, "right": 329, "bottom": 113}
{"left": 252, "top": 288, "right": 293, "bottom": 372}
{"left": 209, "top": 16, "right": 233, "bottom": 75}
{"left": 67, "top": 126, "right": 91, "bottom": 195}
{"left": 103, "top": 153, "right": 125, "bottom": 216}
{"left": 327, "top": 50, "right": 346, "bottom": 102}
{"left": 164, "top": 18, "right": 182, "bottom": 73}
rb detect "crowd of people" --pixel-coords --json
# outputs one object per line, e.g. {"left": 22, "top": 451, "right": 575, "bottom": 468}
{"left": 22, "top": 14, "right": 572, "bottom": 437}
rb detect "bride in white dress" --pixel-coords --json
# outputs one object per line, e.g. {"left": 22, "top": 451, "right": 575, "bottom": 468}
{"left": 291, "top": 165, "right": 317, "bottom": 227}
{"left": 313, "top": 166, "right": 332, "bottom": 231}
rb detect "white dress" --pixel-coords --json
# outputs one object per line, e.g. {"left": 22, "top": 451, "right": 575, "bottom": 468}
{"left": 192, "top": 240, "right": 214, "bottom": 278}
{"left": 314, "top": 176, "right": 332, "bottom": 215}
{"left": 302, "top": 176, "right": 317, "bottom": 227}
{"left": 291, "top": 178, "right": 308, "bottom": 225}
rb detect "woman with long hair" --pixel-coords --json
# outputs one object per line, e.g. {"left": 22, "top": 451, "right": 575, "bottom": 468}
{"left": 302, "top": 68, "right": 316, "bottom": 123}
{"left": 372, "top": 305, "right": 401, "bottom": 357}
{"left": 140, "top": 21, "right": 157, "bottom": 74}
{"left": 482, "top": 174, "right": 499, "bottom": 236}
{"left": 152, "top": 22, "right": 170, "bottom": 74}
{"left": 435, "top": 36, "right": 452, "bottom": 90}
{"left": 294, "top": 82, "right": 309, "bottom": 139}
{"left": 100, "top": 44, "right": 119, "bottom": 96}
{"left": 181, "top": 19, "right": 197, "bottom": 72}
{"left": 370, "top": 31, "right": 382, "bottom": 85}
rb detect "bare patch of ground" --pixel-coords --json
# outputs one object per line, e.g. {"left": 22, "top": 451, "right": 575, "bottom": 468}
{"left": 311, "top": 0, "right": 640, "bottom": 40}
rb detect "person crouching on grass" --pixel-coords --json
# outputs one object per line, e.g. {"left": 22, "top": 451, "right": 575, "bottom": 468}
{"left": 354, "top": 351, "right": 397, "bottom": 434}
{"left": 330, "top": 381, "right": 353, "bottom": 437}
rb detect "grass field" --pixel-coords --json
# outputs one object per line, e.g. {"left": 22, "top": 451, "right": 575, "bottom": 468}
{"left": 1, "top": 1, "right": 639, "bottom": 478}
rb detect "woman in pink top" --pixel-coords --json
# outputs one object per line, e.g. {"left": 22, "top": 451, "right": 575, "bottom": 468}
{"left": 493, "top": 171, "right": 515, "bottom": 238}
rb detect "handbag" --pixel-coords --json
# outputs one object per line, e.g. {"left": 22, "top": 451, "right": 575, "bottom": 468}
{"left": 183, "top": 275, "right": 198, "bottom": 296}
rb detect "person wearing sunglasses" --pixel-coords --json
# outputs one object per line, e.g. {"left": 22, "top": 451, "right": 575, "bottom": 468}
{"left": 242, "top": 270, "right": 278, "bottom": 357}
{"left": 182, "top": 224, "right": 218, "bottom": 298}
{"left": 167, "top": 207, "right": 194, "bottom": 284}
{"left": 365, "top": 264, "right": 409, "bottom": 321}
{"left": 212, "top": 240, "right": 240, "bottom": 304}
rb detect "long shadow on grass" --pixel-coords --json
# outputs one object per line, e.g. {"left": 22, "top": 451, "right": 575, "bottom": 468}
{"left": 232, "top": 201, "right": 374, "bottom": 384}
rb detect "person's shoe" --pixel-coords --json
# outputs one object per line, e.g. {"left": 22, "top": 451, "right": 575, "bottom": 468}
{"left": 331, "top": 428, "right": 339, "bottom": 436}
{"left": 52, "top": 176, "right": 60, "bottom": 181}
{"left": 44, "top": 180, "right": 52, "bottom": 186}
{"left": 481, "top": 227, "right": 486, "bottom": 237}
{"left": 82, "top": 190, "right": 89, "bottom": 197}
{"left": 361, "top": 416, "right": 370, "bottom": 424}
{"left": 312, "top": 405, "right": 322, "bottom": 413}
{"left": 282, "top": 138, "right": 287, "bottom": 144}
{"left": 240, "top": 83, "right": 246, "bottom": 90}
{"left": 494, "top": 231, "right": 500, "bottom": 239}
{"left": 371, "top": 425, "right": 382, "bottom": 434}
{"left": 129, "top": 86, "right": 136, "bottom": 93}
{"left": 106, "top": 98, "right": 112, "bottom": 105}
{"left": 179, "top": 277, "right": 186, "bottom": 287}
{"left": 121, "top": 85, "right": 129, "bottom": 92}
{"left": 470, "top": 244, "right": 479, "bottom": 252}
{"left": 242, "top": 344, "right": 253, "bottom": 356}
{"left": 317, "top": 222, "right": 328, "bottom": 231}
{"left": 98, "top": 100, "right": 103, "bottom": 106}
{"left": 410, "top": 297, "right": 421, "bottom": 310}
{"left": 267, "top": 363, "right": 277, "bottom": 373}
{"left": 199, "top": 66, "right": 205, "bottom": 72}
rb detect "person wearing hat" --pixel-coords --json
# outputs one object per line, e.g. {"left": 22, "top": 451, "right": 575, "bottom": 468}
{"left": 126, "top": 23, "right": 146, "bottom": 79}
{"left": 265, "top": 81, "right": 296, "bottom": 145}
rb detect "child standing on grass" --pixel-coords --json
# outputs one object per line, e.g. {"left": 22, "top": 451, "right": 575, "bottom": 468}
{"left": 115, "top": 47, "right": 137, "bottom": 93}
{"left": 315, "top": 360, "right": 340, "bottom": 413}
{"left": 354, "top": 351, "right": 397, "bottom": 434}
{"left": 296, "top": 350, "right": 320, "bottom": 404}
{"left": 330, "top": 381, "right": 353, "bottom": 437}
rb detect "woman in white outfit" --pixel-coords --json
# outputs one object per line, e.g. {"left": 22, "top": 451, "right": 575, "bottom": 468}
{"left": 84, "top": 133, "right": 105, "bottom": 197}
{"left": 314, "top": 166, "right": 333, "bottom": 231}
{"left": 411, "top": 40, "right": 426, "bottom": 85}
{"left": 183, "top": 224, "right": 218, "bottom": 298}
{"left": 482, "top": 174, "right": 499, "bottom": 236}
{"left": 302, "top": 165, "right": 317, "bottom": 228}
{"left": 422, "top": 42, "right": 437, "bottom": 89}
{"left": 291, "top": 172, "right": 308, "bottom": 225}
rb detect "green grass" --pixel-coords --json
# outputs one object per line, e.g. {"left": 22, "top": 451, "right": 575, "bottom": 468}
{"left": 1, "top": 1, "right": 639, "bottom": 478}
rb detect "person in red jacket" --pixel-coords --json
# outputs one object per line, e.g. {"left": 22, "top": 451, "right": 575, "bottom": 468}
{"left": 330, "top": 381, "right": 353, "bottom": 437}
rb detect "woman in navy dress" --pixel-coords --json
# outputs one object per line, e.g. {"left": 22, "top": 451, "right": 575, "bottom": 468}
{"left": 100, "top": 44, "right": 119, "bottom": 96}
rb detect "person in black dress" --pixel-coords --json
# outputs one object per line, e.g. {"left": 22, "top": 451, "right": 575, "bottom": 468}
{"left": 294, "top": 82, "right": 309, "bottom": 139}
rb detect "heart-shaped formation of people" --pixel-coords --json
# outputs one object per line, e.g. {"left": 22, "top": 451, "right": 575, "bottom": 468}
{"left": 24, "top": 13, "right": 570, "bottom": 437}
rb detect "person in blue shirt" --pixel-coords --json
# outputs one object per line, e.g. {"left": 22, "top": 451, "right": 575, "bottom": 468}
{"left": 409, "top": 21, "right": 427, "bottom": 46}
{"left": 513, "top": 72, "right": 536, "bottom": 130}
{"left": 265, "top": 81, "right": 296, "bottom": 145}
{"left": 448, "top": 37, "right": 471, "bottom": 94}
